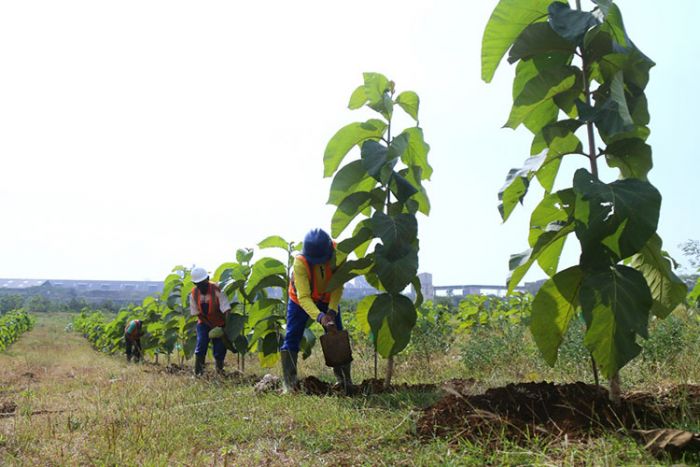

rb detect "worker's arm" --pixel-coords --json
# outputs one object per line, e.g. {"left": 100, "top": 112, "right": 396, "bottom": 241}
{"left": 189, "top": 291, "right": 199, "bottom": 316}
{"left": 216, "top": 288, "right": 231, "bottom": 314}
{"left": 293, "top": 258, "right": 323, "bottom": 320}
{"left": 328, "top": 284, "right": 344, "bottom": 313}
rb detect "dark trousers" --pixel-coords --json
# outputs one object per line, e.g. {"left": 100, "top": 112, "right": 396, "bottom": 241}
{"left": 195, "top": 323, "right": 226, "bottom": 361}
{"left": 125, "top": 334, "right": 142, "bottom": 362}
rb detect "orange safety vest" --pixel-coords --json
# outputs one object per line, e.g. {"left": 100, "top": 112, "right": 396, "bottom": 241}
{"left": 288, "top": 255, "right": 334, "bottom": 306}
{"left": 191, "top": 282, "right": 225, "bottom": 327}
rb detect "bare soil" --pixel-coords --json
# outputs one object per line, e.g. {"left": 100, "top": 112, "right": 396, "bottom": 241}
{"left": 416, "top": 381, "right": 700, "bottom": 454}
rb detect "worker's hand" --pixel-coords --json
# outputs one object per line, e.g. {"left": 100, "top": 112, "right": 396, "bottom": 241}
{"left": 317, "top": 310, "right": 337, "bottom": 330}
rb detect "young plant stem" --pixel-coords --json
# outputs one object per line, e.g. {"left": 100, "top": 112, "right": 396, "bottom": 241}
{"left": 578, "top": 1, "right": 620, "bottom": 400}
{"left": 383, "top": 140, "right": 395, "bottom": 389}
{"left": 374, "top": 344, "right": 378, "bottom": 380}
{"left": 590, "top": 352, "right": 600, "bottom": 386}
{"left": 578, "top": 2, "right": 599, "bottom": 179}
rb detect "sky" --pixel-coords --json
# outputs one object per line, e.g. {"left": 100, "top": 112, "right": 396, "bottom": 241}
{"left": 1, "top": 0, "right": 698, "bottom": 286}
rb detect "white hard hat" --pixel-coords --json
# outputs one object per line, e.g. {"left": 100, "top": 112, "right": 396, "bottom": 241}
{"left": 191, "top": 267, "right": 209, "bottom": 284}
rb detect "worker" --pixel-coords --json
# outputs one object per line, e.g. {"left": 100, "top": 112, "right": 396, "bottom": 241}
{"left": 280, "top": 228, "right": 351, "bottom": 393}
{"left": 124, "top": 319, "right": 143, "bottom": 363}
{"left": 190, "top": 266, "right": 231, "bottom": 376}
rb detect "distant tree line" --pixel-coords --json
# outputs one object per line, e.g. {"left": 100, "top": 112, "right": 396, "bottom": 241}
{"left": 0, "top": 293, "right": 120, "bottom": 315}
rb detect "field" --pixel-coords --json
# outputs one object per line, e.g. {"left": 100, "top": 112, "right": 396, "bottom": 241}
{"left": 1, "top": 312, "right": 699, "bottom": 465}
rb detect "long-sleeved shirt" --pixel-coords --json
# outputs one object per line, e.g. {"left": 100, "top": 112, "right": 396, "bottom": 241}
{"left": 292, "top": 256, "right": 343, "bottom": 321}
{"left": 189, "top": 284, "right": 231, "bottom": 317}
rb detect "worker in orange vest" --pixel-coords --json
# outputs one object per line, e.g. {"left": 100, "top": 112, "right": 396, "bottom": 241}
{"left": 124, "top": 319, "right": 143, "bottom": 363}
{"left": 280, "top": 228, "right": 350, "bottom": 393}
{"left": 190, "top": 267, "right": 231, "bottom": 376}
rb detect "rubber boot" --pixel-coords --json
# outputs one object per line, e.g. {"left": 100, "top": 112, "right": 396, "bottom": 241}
{"left": 280, "top": 350, "right": 298, "bottom": 394}
{"left": 215, "top": 359, "right": 225, "bottom": 375}
{"left": 333, "top": 363, "right": 353, "bottom": 395}
{"left": 194, "top": 354, "right": 205, "bottom": 377}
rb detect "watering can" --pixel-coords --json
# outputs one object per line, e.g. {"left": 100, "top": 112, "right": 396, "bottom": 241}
{"left": 319, "top": 324, "right": 353, "bottom": 368}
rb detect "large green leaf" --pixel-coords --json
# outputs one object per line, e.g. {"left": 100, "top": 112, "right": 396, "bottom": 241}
{"left": 506, "top": 64, "right": 576, "bottom": 132}
{"left": 323, "top": 119, "right": 387, "bottom": 177}
{"left": 337, "top": 226, "right": 373, "bottom": 258}
{"left": 628, "top": 234, "right": 687, "bottom": 318}
{"left": 257, "top": 332, "right": 282, "bottom": 368}
{"left": 325, "top": 256, "right": 374, "bottom": 292}
{"left": 258, "top": 235, "right": 289, "bottom": 251}
{"left": 580, "top": 265, "right": 652, "bottom": 378}
{"left": 348, "top": 85, "right": 367, "bottom": 110}
{"left": 362, "top": 72, "right": 390, "bottom": 106}
{"left": 236, "top": 248, "right": 254, "bottom": 264}
{"left": 399, "top": 166, "right": 430, "bottom": 215}
{"left": 363, "top": 73, "right": 393, "bottom": 119}
{"left": 327, "top": 160, "right": 377, "bottom": 206}
{"left": 507, "top": 221, "right": 575, "bottom": 292}
{"left": 361, "top": 140, "right": 395, "bottom": 183}
{"left": 508, "top": 22, "right": 575, "bottom": 64}
{"left": 528, "top": 188, "right": 576, "bottom": 276}
{"left": 355, "top": 294, "right": 376, "bottom": 335}
{"left": 689, "top": 279, "right": 700, "bottom": 307}
{"left": 299, "top": 326, "right": 316, "bottom": 360}
{"left": 411, "top": 276, "right": 424, "bottom": 308}
{"left": 481, "top": 0, "right": 555, "bottom": 83}
{"left": 218, "top": 263, "right": 249, "bottom": 283}
{"left": 248, "top": 275, "right": 288, "bottom": 299}
{"left": 245, "top": 257, "right": 287, "bottom": 296}
{"left": 573, "top": 169, "right": 661, "bottom": 262}
{"left": 604, "top": 138, "right": 652, "bottom": 181}
{"left": 529, "top": 189, "right": 576, "bottom": 247}
{"left": 351, "top": 220, "right": 374, "bottom": 258}
{"left": 530, "top": 265, "right": 583, "bottom": 365}
{"left": 370, "top": 212, "right": 417, "bottom": 247}
{"left": 331, "top": 191, "right": 373, "bottom": 237}
{"left": 599, "top": 3, "right": 629, "bottom": 49}
{"left": 530, "top": 119, "right": 583, "bottom": 192}
{"left": 224, "top": 312, "right": 246, "bottom": 342}
{"left": 548, "top": 2, "right": 599, "bottom": 45}
{"left": 366, "top": 293, "right": 417, "bottom": 357}
{"left": 399, "top": 127, "right": 432, "bottom": 180}
{"left": 374, "top": 241, "right": 418, "bottom": 294}
{"left": 389, "top": 171, "right": 419, "bottom": 203}
{"left": 576, "top": 72, "right": 634, "bottom": 141}
{"left": 396, "top": 91, "right": 419, "bottom": 121}
{"left": 514, "top": 66, "right": 577, "bottom": 107}
{"left": 498, "top": 152, "right": 546, "bottom": 221}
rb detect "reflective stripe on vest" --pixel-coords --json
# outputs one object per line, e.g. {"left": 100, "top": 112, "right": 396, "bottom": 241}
{"left": 288, "top": 255, "right": 333, "bottom": 305}
{"left": 192, "top": 282, "right": 225, "bottom": 327}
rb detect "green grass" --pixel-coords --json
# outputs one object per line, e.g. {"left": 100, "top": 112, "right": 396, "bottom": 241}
{"left": 0, "top": 313, "right": 697, "bottom": 465}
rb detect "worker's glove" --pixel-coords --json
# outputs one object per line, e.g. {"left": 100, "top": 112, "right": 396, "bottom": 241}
{"left": 317, "top": 310, "right": 337, "bottom": 330}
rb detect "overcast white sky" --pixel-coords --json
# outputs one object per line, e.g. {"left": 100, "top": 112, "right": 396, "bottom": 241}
{"left": 1, "top": 0, "right": 698, "bottom": 285}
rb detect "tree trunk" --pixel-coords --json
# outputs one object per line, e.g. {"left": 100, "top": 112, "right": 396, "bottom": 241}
{"left": 384, "top": 355, "right": 394, "bottom": 389}
{"left": 609, "top": 372, "right": 621, "bottom": 404}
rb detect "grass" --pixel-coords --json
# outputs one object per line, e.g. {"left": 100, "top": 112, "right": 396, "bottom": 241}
{"left": 0, "top": 313, "right": 697, "bottom": 465}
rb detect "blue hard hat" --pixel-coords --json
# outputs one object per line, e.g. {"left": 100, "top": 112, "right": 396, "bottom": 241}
{"left": 302, "top": 228, "right": 333, "bottom": 265}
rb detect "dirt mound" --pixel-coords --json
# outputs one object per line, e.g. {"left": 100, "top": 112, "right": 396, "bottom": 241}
{"left": 416, "top": 381, "right": 700, "bottom": 450}
{"left": 162, "top": 364, "right": 189, "bottom": 375}
{"left": 298, "top": 376, "right": 439, "bottom": 396}
{"left": 418, "top": 381, "right": 638, "bottom": 440}
{"left": 0, "top": 400, "right": 17, "bottom": 415}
